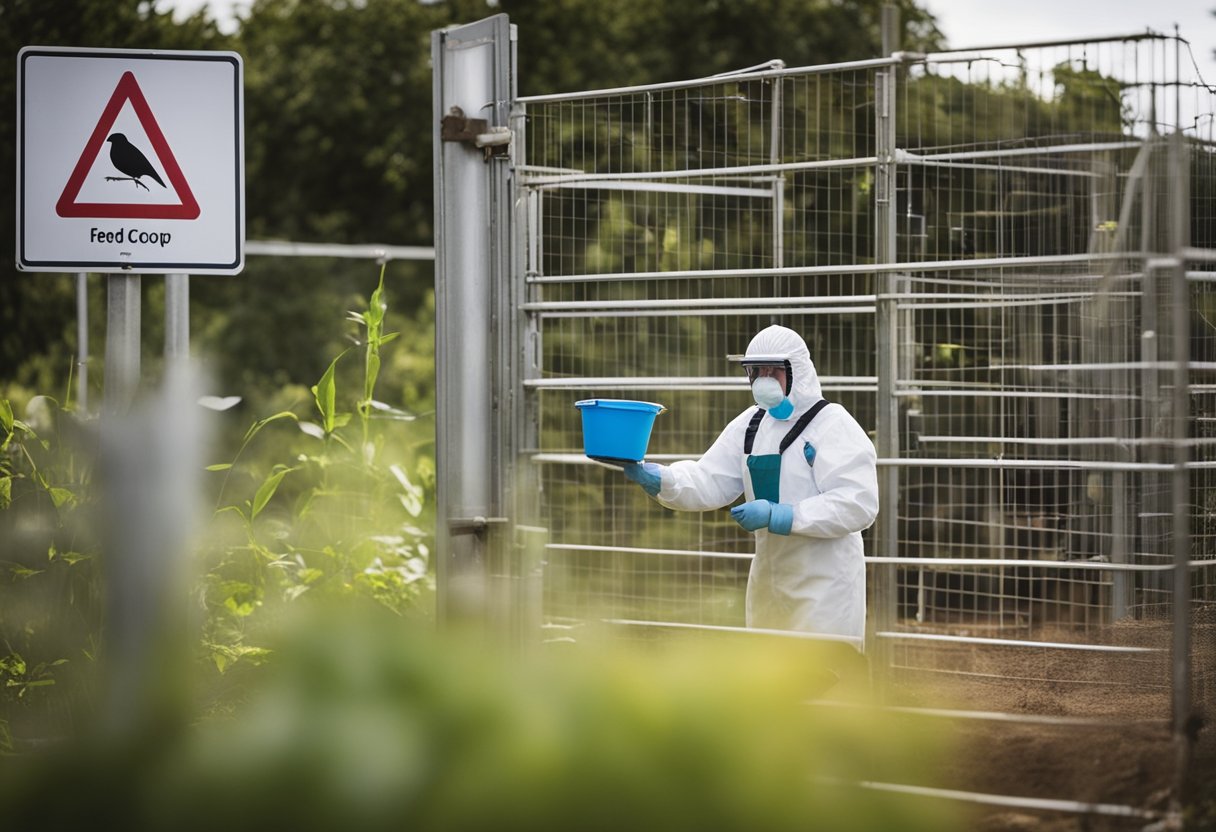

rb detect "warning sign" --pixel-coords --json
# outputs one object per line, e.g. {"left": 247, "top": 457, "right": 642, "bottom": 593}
{"left": 56, "top": 71, "right": 200, "bottom": 220}
{"left": 17, "top": 47, "right": 244, "bottom": 274}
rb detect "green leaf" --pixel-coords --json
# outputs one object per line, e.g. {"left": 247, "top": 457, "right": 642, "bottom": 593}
{"left": 367, "top": 266, "right": 387, "bottom": 329}
{"left": 206, "top": 463, "right": 233, "bottom": 472}
{"left": 215, "top": 504, "right": 248, "bottom": 524}
{"left": 298, "top": 567, "right": 324, "bottom": 584}
{"left": 0, "top": 477, "right": 10, "bottom": 510}
{"left": 10, "top": 566, "right": 43, "bottom": 580}
{"left": 364, "top": 351, "right": 381, "bottom": 404}
{"left": 48, "top": 487, "right": 75, "bottom": 508}
{"left": 224, "top": 596, "right": 256, "bottom": 617}
{"left": 251, "top": 465, "right": 295, "bottom": 520}
{"left": 241, "top": 411, "right": 298, "bottom": 446}
{"left": 0, "top": 400, "right": 12, "bottom": 434}
{"left": 311, "top": 352, "right": 347, "bottom": 433}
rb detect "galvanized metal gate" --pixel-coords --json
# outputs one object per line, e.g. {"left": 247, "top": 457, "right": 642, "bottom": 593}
{"left": 434, "top": 14, "right": 1216, "bottom": 742}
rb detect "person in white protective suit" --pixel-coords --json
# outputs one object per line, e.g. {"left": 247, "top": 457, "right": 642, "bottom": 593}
{"left": 623, "top": 325, "right": 879, "bottom": 649}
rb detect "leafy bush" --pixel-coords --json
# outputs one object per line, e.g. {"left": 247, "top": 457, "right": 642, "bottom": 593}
{"left": 0, "top": 600, "right": 961, "bottom": 832}
{"left": 197, "top": 266, "right": 435, "bottom": 681}
{"left": 0, "top": 266, "right": 435, "bottom": 744}
{"left": 0, "top": 394, "right": 101, "bottom": 751}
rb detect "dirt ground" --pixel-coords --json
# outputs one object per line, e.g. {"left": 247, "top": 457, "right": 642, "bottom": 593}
{"left": 880, "top": 607, "right": 1216, "bottom": 830}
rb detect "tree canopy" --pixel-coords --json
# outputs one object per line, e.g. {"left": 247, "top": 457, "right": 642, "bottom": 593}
{"left": 2, "top": 0, "right": 943, "bottom": 401}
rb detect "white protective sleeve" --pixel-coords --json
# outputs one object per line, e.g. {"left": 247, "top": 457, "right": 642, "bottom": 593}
{"left": 789, "top": 415, "right": 879, "bottom": 539}
{"left": 653, "top": 410, "right": 752, "bottom": 512}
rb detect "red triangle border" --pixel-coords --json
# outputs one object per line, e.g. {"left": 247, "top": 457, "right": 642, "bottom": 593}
{"left": 55, "top": 71, "right": 200, "bottom": 220}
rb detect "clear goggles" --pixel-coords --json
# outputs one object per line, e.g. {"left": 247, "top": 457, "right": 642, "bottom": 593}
{"left": 728, "top": 354, "right": 793, "bottom": 388}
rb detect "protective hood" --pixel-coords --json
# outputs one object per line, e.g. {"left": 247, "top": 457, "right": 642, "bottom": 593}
{"left": 743, "top": 325, "right": 821, "bottom": 413}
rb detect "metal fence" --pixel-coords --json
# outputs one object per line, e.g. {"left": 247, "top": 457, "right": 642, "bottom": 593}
{"left": 501, "top": 28, "right": 1216, "bottom": 724}
{"left": 432, "top": 15, "right": 1216, "bottom": 819}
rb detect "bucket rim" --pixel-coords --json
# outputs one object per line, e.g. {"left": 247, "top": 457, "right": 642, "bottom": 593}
{"left": 574, "top": 398, "right": 666, "bottom": 414}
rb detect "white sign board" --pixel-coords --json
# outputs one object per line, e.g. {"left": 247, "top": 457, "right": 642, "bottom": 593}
{"left": 17, "top": 47, "right": 244, "bottom": 274}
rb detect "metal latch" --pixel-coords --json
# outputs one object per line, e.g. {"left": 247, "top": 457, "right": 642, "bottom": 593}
{"left": 448, "top": 515, "right": 509, "bottom": 534}
{"left": 440, "top": 106, "right": 511, "bottom": 160}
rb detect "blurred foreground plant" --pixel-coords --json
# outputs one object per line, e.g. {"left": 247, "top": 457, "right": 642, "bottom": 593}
{"left": 0, "top": 599, "right": 961, "bottom": 831}
{"left": 0, "top": 395, "right": 101, "bottom": 750}
{"left": 199, "top": 265, "right": 434, "bottom": 679}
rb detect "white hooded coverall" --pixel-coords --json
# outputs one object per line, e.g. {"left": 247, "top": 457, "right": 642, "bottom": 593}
{"left": 651, "top": 326, "right": 879, "bottom": 647}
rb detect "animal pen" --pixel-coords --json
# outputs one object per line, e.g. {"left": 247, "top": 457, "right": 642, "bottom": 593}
{"left": 433, "top": 13, "right": 1215, "bottom": 821}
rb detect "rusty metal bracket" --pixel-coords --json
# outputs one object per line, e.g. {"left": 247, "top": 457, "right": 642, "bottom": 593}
{"left": 441, "top": 106, "right": 488, "bottom": 142}
{"left": 440, "top": 106, "right": 510, "bottom": 161}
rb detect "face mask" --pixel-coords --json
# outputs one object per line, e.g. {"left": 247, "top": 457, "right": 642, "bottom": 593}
{"left": 751, "top": 376, "right": 786, "bottom": 410}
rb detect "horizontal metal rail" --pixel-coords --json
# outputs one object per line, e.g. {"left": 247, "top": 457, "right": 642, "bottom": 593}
{"left": 517, "top": 56, "right": 899, "bottom": 103}
{"left": 851, "top": 780, "right": 1162, "bottom": 821}
{"left": 902, "top": 157, "right": 1101, "bottom": 177}
{"left": 1184, "top": 246, "right": 1216, "bottom": 262}
{"left": 526, "top": 252, "right": 1134, "bottom": 284}
{"left": 917, "top": 434, "right": 1216, "bottom": 449}
{"left": 528, "top": 304, "right": 875, "bottom": 319}
{"left": 874, "top": 630, "right": 1160, "bottom": 654}
{"left": 899, "top": 141, "right": 1144, "bottom": 163}
{"left": 895, "top": 664, "right": 1171, "bottom": 690}
{"left": 543, "top": 543, "right": 1215, "bottom": 573}
{"left": 896, "top": 388, "right": 1139, "bottom": 401}
{"left": 924, "top": 30, "right": 1168, "bottom": 56}
{"left": 547, "top": 542, "right": 751, "bottom": 560}
{"left": 521, "top": 155, "right": 878, "bottom": 187}
{"left": 523, "top": 179, "right": 774, "bottom": 197}
{"left": 245, "top": 239, "right": 434, "bottom": 261}
{"left": 606, "top": 618, "right": 864, "bottom": 649}
{"left": 807, "top": 699, "right": 1167, "bottom": 728}
{"left": 523, "top": 375, "right": 873, "bottom": 390}
{"left": 866, "top": 556, "right": 1212, "bottom": 572}
{"left": 534, "top": 447, "right": 1216, "bottom": 473}
{"left": 521, "top": 294, "right": 877, "bottom": 312}
{"left": 521, "top": 142, "right": 1144, "bottom": 189}
{"left": 877, "top": 457, "right": 1179, "bottom": 472}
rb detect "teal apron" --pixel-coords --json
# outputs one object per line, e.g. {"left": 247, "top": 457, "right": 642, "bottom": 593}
{"left": 747, "top": 454, "right": 783, "bottom": 503}
{"left": 742, "top": 399, "right": 832, "bottom": 504}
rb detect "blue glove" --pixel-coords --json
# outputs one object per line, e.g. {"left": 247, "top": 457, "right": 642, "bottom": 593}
{"left": 731, "top": 499, "right": 794, "bottom": 535}
{"left": 803, "top": 441, "right": 816, "bottom": 467}
{"left": 623, "top": 462, "right": 662, "bottom": 497}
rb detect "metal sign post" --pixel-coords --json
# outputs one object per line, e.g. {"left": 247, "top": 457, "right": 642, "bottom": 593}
{"left": 17, "top": 45, "right": 244, "bottom": 735}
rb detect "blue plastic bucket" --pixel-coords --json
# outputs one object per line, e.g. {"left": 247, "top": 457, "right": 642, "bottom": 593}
{"left": 574, "top": 399, "right": 666, "bottom": 463}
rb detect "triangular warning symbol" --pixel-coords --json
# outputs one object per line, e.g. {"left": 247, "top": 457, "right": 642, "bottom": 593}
{"left": 56, "top": 71, "right": 200, "bottom": 220}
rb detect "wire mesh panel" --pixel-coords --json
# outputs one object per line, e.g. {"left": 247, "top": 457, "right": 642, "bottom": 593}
{"left": 509, "top": 32, "right": 1216, "bottom": 723}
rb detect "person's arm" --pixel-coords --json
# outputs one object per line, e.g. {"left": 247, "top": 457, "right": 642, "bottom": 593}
{"left": 785, "top": 418, "right": 878, "bottom": 538}
{"left": 647, "top": 411, "right": 750, "bottom": 512}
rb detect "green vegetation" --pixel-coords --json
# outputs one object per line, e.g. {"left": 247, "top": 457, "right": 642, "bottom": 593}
{"left": 0, "top": 269, "right": 435, "bottom": 746}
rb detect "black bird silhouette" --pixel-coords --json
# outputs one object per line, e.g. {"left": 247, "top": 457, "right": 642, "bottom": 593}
{"left": 105, "top": 133, "right": 165, "bottom": 191}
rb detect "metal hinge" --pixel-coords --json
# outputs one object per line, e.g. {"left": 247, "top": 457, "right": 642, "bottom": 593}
{"left": 448, "top": 515, "right": 509, "bottom": 534}
{"left": 441, "top": 106, "right": 511, "bottom": 160}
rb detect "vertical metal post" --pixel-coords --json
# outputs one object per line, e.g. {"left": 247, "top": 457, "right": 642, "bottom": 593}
{"left": 1168, "top": 122, "right": 1193, "bottom": 805}
{"left": 164, "top": 273, "right": 190, "bottom": 364}
{"left": 872, "top": 5, "right": 901, "bottom": 680}
{"left": 104, "top": 275, "right": 141, "bottom": 414}
{"left": 432, "top": 14, "right": 515, "bottom": 627}
{"left": 76, "top": 272, "right": 89, "bottom": 415}
{"left": 770, "top": 70, "right": 785, "bottom": 269}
